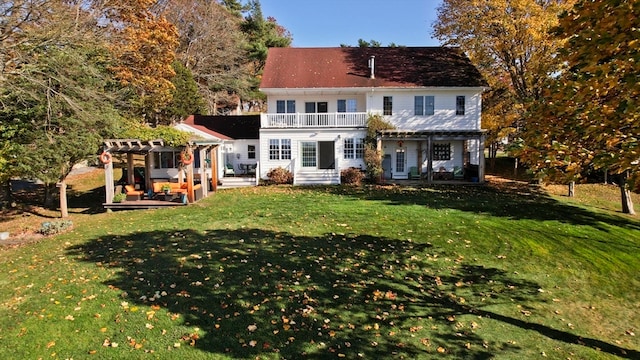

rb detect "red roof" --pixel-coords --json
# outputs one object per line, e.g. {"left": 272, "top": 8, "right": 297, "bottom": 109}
{"left": 260, "top": 47, "right": 488, "bottom": 89}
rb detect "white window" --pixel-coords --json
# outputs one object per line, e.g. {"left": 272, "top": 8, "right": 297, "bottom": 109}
{"left": 344, "top": 138, "right": 365, "bottom": 159}
{"left": 415, "top": 96, "right": 434, "bottom": 116}
{"left": 153, "top": 151, "right": 179, "bottom": 169}
{"left": 433, "top": 143, "right": 451, "bottom": 160}
{"left": 248, "top": 145, "right": 256, "bottom": 159}
{"left": 301, "top": 142, "right": 316, "bottom": 167}
{"left": 269, "top": 139, "right": 291, "bottom": 160}
{"left": 276, "top": 100, "right": 296, "bottom": 113}
{"left": 338, "top": 99, "right": 357, "bottom": 112}
{"left": 383, "top": 96, "right": 393, "bottom": 115}
{"left": 456, "top": 96, "right": 465, "bottom": 115}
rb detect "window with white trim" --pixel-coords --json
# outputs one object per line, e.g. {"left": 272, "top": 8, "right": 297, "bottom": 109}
{"left": 456, "top": 96, "right": 465, "bottom": 115}
{"left": 433, "top": 143, "right": 451, "bottom": 160}
{"left": 153, "top": 151, "right": 179, "bottom": 169}
{"left": 276, "top": 100, "right": 296, "bottom": 113}
{"left": 338, "top": 99, "right": 357, "bottom": 112}
{"left": 248, "top": 145, "right": 256, "bottom": 159}
{"left": 344, "top": 138, "right": 365, "bottom": 159}
{"left": 269, "top": 139, "right": 291, "bottom": 160}
{"left": 383, "top": 96, "right": 393, "bottom": 115}
{"left": 415, "top": 96, "right": 435, "bottom": 116}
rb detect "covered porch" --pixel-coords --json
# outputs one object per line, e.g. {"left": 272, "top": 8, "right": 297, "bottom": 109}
{"left": 377, "top": 130, "right": 486, "bottom": 184}
{"left": 101, "top": 139, "right": 222, "bottom": 210}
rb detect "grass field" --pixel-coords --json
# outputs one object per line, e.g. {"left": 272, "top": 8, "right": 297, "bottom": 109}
{"left": 0, "top": 170, "right": 638, "bottom": 359}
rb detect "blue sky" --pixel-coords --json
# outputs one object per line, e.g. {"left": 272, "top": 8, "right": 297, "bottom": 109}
{"left": 260, "top": 0, "right": 443, "bottom": 47}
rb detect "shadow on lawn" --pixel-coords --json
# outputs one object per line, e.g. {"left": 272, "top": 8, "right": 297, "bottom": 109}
{"left": 67, "top": 228, "right": 637, "bottom": 359}
{"left": 325, "top": 184, "right": 640, "bottom": 232}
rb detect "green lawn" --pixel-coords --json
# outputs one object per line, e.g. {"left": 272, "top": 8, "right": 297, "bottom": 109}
{"left": 1, "top": 182, "right": 638, "bottom": 359}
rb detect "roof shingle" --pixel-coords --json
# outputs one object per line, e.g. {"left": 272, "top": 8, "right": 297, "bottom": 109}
{"left": 260, "top": 47, "right": 488, "bottom": 89}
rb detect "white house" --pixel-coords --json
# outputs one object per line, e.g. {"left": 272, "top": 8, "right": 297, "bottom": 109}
{"left": 258, "top": 47, "right": 489, "bottom": 184}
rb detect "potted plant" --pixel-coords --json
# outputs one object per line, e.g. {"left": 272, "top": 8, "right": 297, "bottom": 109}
{"left": 161, "top": 184, "right": 171, "bottom": 194}
{"left": 113, "top": 192, "right": 127, "bottom": 203}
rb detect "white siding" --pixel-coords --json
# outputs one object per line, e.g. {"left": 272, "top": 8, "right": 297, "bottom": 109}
{"left": 267, "top": 94, "right": 368, "bottom": 114}
{"left": 259, "top": 128, "right": 366, "bottom": 179}
{"left": 266, "top": 88, "right": 483, "bottom": 131}
{"left": 366, "top": 90, "right": 482, "bottom": 130}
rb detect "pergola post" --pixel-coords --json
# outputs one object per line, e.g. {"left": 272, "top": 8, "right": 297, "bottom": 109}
{"left": 211, "top": 146, "right": 218, "bottom": 192}
{"left": 479, "top": 134, "right": 486, "bottom": 183}
{"left": 198, "top": 146, "right": 208, "bottom": 198}
{"left": 426, "top": 136, "right": 433, "bottom": 183}
{"left": 104, "top": 157, "right": 114, "bottom": 204}
{"left": 127, "top": 153, "right": 134, "bottom": 187}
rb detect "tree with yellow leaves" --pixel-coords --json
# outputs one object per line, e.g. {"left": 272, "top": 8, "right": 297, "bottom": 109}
{"left": 100, "top": 0, "right": 179, "bottom": 125}
{"left": 522, "top": 0, "right": 639, "bottom": 214}
{"left": 433, "top": 0, "right": 575, "bottom": 155}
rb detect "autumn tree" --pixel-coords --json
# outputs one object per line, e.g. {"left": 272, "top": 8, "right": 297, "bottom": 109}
{"left": 433, "top": 0, "right": 575, "bottom": 155}
{"left": 99, "top": 0, "right": 179, "bottom": 125}
{"left": 522, "top": 0, "right": 639, "bottom": 214}
{"left": 162, "top": 0, "right": 250, "bottom": 115}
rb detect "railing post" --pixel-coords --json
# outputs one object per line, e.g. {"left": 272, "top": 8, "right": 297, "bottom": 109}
{"left": 291, "top": 158, "right": 297, "bottom": 185}
{"left": 336, "top": 156, "right": 341, "bottom": 185}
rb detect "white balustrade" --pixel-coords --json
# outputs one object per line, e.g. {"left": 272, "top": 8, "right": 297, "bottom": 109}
{"left": 261, "top": 113, "right": 368, "bottom": 128}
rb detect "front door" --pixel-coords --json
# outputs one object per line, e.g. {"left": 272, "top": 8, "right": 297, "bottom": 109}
{"left": 318, "top": 141, "right": 335, "bottom": 169}
{"left": 382, "top": 154, "right": 392, "bottom": 179}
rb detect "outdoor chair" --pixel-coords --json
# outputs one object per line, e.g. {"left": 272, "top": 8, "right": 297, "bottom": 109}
{"left": 124, "top": 184, "right": 145, "bottom": 201}
{"left": 224, "top": 163, "right": 235, "bottom": 177}
{"left": 409, "top": 166, "right": 420, "bottom": 180}
{"left": 248, "top": 164, "right": 257, "bottom": 176}
{"left": 453, "top": 166, "right": 464, "bottom": 180}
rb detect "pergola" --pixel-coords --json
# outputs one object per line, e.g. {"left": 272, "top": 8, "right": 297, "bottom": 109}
{"left": 377, "top": 129, "right": 487, "bottom": 183}
{"left": 102, "top": 138, "right": 222, "bottom": 205}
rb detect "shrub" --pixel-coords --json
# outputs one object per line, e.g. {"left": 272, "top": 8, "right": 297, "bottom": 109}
{"left": 267, "top": 167, "right": 293, "bottom": 184}
{"left": 341, "top": 167, "right": 365, "bottom": 185}
{"left": 113, "top": 192, "right": 127, "bottom": 203}
{"left": 39, "top": 220, "right": 73, "bottom": 236}
{"left": 364, "top": 147, "right": 384, "bottom": 183}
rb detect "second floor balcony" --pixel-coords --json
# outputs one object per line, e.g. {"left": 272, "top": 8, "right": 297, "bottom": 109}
{"left": 261, "top": 112, "right": 368, "bottom": 128}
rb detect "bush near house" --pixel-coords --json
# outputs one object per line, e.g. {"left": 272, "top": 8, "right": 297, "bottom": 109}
{"left": 266, "top": 167, "right": 293, "bottom": 184}
{"left": 341, "top": 167, "right": 365, "bottom": 185}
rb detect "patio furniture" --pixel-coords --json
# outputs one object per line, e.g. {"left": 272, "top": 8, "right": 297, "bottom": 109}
{"left": 124, "top": 184, "right": 145, "bottom": 201}
{"left": 453, "top": 166, "right": 464, "bottom": 180}
{"left": 409, "top": 166, "right": 420, "bottom": 180}
{"left": 224, "top": 163, "right": 235, "bottom": 177}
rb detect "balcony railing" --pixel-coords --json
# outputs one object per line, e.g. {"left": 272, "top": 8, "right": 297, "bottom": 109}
{"left": 261, "top": 112, "right": 368, "bottom": 128}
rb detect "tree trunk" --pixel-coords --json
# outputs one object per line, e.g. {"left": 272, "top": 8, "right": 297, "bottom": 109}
{"left": 513, "top": 157, "right": 518, "bottom": 178}
{"left": 58, "top": 181, "right": 69, "bottom": 218}
{"left": 568, "top": 181, "right": 575, "bottom": 197}
{"left": 489, "top": 142, "right": 496, "bottom": 171}
{"left": 2, "top": 179, "right": 12, "bottom": 204}
{"left": 43, "top": 184, "right": 55, "bottom": 207}
{"left": 619, "top": 171, "right": 635, "bottom": 215}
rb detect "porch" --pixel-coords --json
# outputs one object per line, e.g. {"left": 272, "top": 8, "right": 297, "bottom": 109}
{"left": 377, "top": 129, "right": 486, "bottom": 184}
{"left": 261, "top": 112, "right": 368, "bottom": 128}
